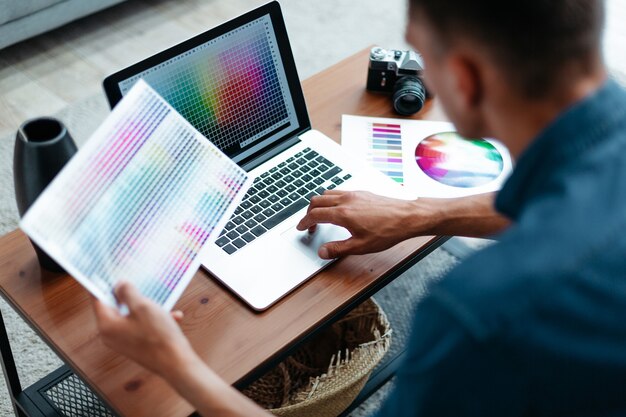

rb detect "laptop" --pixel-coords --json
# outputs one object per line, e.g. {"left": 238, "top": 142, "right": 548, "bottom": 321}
{"left": 103, "top": 1, "right": 405, "bottom": 311}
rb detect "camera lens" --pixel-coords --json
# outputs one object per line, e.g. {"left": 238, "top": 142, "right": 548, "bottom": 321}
{"left": 391, "top": 76, "right": 427, "bottom": 116}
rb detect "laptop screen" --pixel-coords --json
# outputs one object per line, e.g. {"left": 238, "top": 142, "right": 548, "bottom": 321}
{"left": 110, "top": 11, "right": 302, "bottom": 163}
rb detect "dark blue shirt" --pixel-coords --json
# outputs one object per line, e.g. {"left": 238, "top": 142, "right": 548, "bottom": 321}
{"left": 377, "top": 79, "right": 626, "bottom": 417}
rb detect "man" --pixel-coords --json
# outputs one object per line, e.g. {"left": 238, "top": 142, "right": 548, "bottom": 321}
{"left": 94, "top": 0, "right": 626, "bottom": 415}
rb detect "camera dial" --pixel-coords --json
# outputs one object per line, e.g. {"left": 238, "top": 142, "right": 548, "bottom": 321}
{"left": 370, "top": 47, "right": 387, "bottom": 61}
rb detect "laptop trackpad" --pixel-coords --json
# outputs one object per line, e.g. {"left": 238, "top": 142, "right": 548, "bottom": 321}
{"left": 281, "top": 223, "right": 351, "bottom": 262}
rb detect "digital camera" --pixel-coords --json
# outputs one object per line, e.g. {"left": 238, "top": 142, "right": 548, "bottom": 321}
{"left": 366, "top": 46, "right": 430, "bottom": 115}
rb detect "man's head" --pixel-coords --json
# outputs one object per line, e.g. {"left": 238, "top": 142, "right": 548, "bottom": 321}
{"left": 406, "top": 0, "right": 606, "bottom": 147}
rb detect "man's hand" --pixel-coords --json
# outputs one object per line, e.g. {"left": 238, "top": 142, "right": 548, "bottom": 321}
{"left": 93, "top": 282, "right": 195, "bottom": 379}
{"left": 296, "top": 191, "right": 510, "bottom": 259}
{"left": 296, "top": 190, "right": 434, "bottom": 259}
{"left": 93, "top": 282, "right": 271, "bottom": 417}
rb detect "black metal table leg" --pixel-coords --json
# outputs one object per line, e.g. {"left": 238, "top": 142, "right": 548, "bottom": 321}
{"left": 0, "top": 308, "right": 114, "bottom": 417}
{"left": 0, "top": 308, "right": 27, "bottom": 417}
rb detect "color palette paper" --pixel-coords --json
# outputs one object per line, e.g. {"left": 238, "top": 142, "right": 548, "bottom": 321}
{"left": 368, "top": 123, "right": 404, "bottom": 184}
{"left": 341, "top": 115, "right": 512, "bottom": 198}
{"left": 21, "top": 80, "right": 251, "bottom": 310}
{"left": 415, "top": 132, "right": 504, "bottom": 188}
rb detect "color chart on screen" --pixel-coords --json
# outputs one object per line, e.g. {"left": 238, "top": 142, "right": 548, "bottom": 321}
{"left": 367, "top": 123, "right": 404, "bottom": 184}
{"left": 21, "top": 81, "right": 251, "bottom": 310}
{"left": 118, "top": 14, "right": 299, "bottom": 160}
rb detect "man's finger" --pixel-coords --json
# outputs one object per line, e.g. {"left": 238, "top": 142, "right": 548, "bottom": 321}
{"left": 171, "top": 310, "right": 184, "bottom": 322}
{"left": 300, "top": 195, "right": 339, "bottom": 231}
{"left": 93, "top": 299, "right": 117, "bottom": 322}
{"left": 306, "top": 194, "right": 341, "bottom": 213}
{"left": 318, "top": 238, "right": 360, "bottom": 259}
{"left": 299, "top": 192, "right": 346, "bottom": 230}
{"left": 297, "top": 207, "right": 343, "bottom": 231}
{"left": 113, "top": 281, "right": 146, "bottom": 312}
{"left": 321, "top": 189, "right": 346, "bottom": 197}
{"left": 92, "top": 299, "right": 123, "bottom": 336}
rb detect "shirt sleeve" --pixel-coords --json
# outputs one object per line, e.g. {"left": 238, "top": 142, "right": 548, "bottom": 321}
{"left": 374, "top": 290, "right": 525, "bottom": 417}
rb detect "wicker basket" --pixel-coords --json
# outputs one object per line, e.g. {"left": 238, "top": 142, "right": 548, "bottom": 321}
{"left": 243, "top": 298, "right": 392, "bottom": 417}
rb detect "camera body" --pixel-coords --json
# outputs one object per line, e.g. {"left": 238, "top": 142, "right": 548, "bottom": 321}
{"left": 366, "top": 47, "right": 430, "bottom": 115}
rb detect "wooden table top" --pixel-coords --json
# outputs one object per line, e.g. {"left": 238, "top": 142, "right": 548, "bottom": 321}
{"left": 0, "top": 47, "right": 447, "bottom": 417}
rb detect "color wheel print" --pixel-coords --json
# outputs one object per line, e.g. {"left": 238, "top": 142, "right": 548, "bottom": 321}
{"left": 415, "top": 132, "right": 503, "bottom": 188}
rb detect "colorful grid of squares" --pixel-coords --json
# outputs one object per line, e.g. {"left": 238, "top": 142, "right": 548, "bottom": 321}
{"left": 21, "top": 81, "right": 249, "bottom": 309}
{"left": 367, "top": 122, "right": 404, "bottom": 184}
{"left": 119, "top": 15, "right": 295, "bottom": 155}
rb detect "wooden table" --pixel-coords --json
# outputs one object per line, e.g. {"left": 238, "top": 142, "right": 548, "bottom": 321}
{"left": 0, "top": 47, "right": 447, "bottom": 417}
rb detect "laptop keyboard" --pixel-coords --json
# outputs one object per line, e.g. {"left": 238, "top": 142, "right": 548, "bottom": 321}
{"left": 215, "top": 147, "right": 352, "bottom": 255}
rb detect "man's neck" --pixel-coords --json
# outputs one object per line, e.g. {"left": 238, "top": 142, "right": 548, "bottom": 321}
{"left": 489, "top": 64, "right": 608, "bottom": 159}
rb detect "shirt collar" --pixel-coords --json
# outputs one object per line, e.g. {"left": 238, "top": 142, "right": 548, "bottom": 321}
{"left": 495, "top": 79, "right": 626, "bottom": 220}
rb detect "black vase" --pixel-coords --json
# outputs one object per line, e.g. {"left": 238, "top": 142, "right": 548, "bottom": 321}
{"left": 13, "top": 117, "right": 77, "bottom": 273}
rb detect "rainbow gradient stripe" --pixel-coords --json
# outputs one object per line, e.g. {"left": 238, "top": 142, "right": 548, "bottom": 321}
{"left": 367, "top": 123, "right": 404, "bottom": 184}
{"left": 415, "top": 132, "right": 503, "bottom": 188}
{"left": 21, "top": 81, "right": 249, "bottom": 309}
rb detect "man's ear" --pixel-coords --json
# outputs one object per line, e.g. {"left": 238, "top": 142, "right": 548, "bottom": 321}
{"left": 447, "top": 53, "right": 483, "bottom": 110}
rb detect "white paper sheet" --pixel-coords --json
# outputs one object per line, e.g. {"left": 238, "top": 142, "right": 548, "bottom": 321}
{"left": 341, "top": 115, "right": 513, "bottom": 198}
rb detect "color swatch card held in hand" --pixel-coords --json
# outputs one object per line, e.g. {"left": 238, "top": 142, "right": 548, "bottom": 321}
{"left": 20, "top": 80, "right": 251, "bottom": 310}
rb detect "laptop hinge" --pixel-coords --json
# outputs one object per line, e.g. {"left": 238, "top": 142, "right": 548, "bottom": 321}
{"left": 240, "top": 134, "right": 303, "bottom": 172}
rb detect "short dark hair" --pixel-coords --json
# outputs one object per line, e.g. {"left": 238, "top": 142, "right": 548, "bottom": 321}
{"left": 409, "top": 0, "right": 605, "bottom": 98}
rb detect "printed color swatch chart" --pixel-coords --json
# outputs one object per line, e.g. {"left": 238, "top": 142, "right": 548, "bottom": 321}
{"left": 118, "top": 14, "right": 298, "bottom": 157}
{"left": 342, "top": 115, "right": 512, "bottom": 198}
{"left": 21, "top": 80, "right": 251, "bottom": 310}
{"left": 368, "top": 123, "right": 404, "bottom": 184}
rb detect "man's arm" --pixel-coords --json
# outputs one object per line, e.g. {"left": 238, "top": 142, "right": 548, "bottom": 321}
{"left": 296, "top": 191, "right": 509, "bottom": 259}
{"left": 422, "top": 192, "right": 510, "bottom": 237}
{"left": 162, "top": 355, "right": 269, "bottom": 417}
{"left": 93, "top": 283, "right": 269, "bottom": 417}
